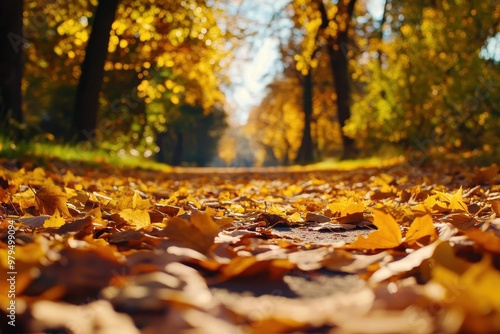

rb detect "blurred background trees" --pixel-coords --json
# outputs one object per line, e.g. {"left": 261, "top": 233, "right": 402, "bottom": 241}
{"left": 1, "top": 0, "right": 498, "bottom": 166}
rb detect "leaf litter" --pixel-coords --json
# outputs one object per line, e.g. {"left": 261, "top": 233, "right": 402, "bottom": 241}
{"left": 1, "top": 161, "right": 500, "bottom": 333}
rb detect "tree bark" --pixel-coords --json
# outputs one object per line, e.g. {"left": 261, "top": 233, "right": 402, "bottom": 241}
{"left": 316, "top": 0, "right": 357, "bottom": 159}
{"left": 73, "top": 0, "right": 119, "bottom": 143}
{"left": 172, "top": 130, "right": 184, "bottom": 166}
{"left": 327, "top": 35, "right": 356, "bottom": 158}
{"left": 294, "top": 71, "right": 315, "bottom": 164}
{"left": 0, "top": 0, "right": 24, "bottom": 128}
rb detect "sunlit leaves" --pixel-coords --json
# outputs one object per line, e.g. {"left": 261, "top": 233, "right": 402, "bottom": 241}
{"left": 43, "top": 210, "right": 67, "bottom": 228}
{"left": 347, "top": 210, "right": 402, "bottom": 250}
{"left": 347, "top": 0, "right": 500, "bottom": 150}
{"left": 23, "top": 0, "right": 230, "bottom": 155}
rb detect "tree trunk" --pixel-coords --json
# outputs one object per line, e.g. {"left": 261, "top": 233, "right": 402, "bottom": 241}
{"left": 327, "top": 35, "right": 356, "bottom": 158}
{"left": 172, "top": 130, "right": 184, "bottom": 166}
{"left": 294, "top": 71, "right": 315, "bottom": 164}
{"left": 0, "top": 0, "right": 24, "bottom": 129}
{"left": 73, "top": 0, "right": 119, "bottom": 143}
{"left": 316, "top": 0, "right": 357, "bottom": 159}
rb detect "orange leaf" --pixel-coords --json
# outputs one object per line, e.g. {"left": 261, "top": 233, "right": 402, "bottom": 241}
{"left": 34, "top": 185, "right": 72, "bottom": 217}
{"left": 463, "top": 229, "right": 500, "bottom": 254}
{"left": 220, "top": 257, "right": 294, "bottom": 280}
{"left": 491, "top": 200, "right": 500, "bottom": 217}
{"left": 404, "top": 215, "right": 437, "bottom": 247}
{"left": 347, "top": 210, "right": 402, "bottom": 250}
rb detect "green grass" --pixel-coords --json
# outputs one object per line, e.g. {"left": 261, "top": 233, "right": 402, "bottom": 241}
{"left": 3, "top": 135, "right": 495, "bottom": 174}
{"left": 0, "top": 136, "right": 172, "bottom": 172}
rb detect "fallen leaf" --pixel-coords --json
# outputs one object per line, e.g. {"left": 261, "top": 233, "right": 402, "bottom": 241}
{"left": 370, "top": 241, "right": 441, "bottom": 283}
{"left": 473, "top": 163, "right": 498, "bottom": 185}
{"left": 491, "top": 200, "right": 500, "bottom": 216}
{"left": 118, "top": 208, "right": 151, "bottom": 230}
{"left": 346, "top": 210, "right": 402, "bottom": 250}
{"left": 305, "top": 212, "right": 331, "bottom": 223}
{"left": 30, "top": 300, "right": 139, "bottom": 334}
{"left": 43, "top": 210, "right": 66, "bottom": 228}
{"left": 17, "top": 215, "right": 51, "bottom": 228}
{"left": 404, "top": 215, "right": 438, "bottom": 247}
{"left": 34, "top": 185, "right": 72, "bottom": 217}
{"left": 219, "top": 256, "right": 294, "bottom": 280}
{"left": 162, "top": 213, "right": 219, "bottom": 253}
{"left": 463, "top": 229, "right": 500, "bottom": 254}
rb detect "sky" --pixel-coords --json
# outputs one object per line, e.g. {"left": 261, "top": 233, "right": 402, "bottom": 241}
{"left": 227, "top": 0, "right": 385, "bottom": 125}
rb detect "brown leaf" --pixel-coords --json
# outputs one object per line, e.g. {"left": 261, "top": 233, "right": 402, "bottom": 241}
{"left": 162, "top": 213, "right": 219, "bottom": 253}
{"left": 30, "top": 300, "right": 139, "bottom": 334}
{"left": 34, "top": 185, "right": 72, "bottom": 217}
{"left": 491, "top": 200, "right": 500, "bottom": 217}
{"left": 473, "top": 163, "right": 499, "bottom": 185}
{"left": 219, "top": 257, "right": 294, "bottom": 280}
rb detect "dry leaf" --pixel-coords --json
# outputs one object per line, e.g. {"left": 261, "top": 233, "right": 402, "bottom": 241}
{"left": 220, "top": 256, "right": 294, "bottom": 280}
{"left": 30, "top": 300, "right": 139, "bottom": 334}
{"left": 463, "top": 229, "right": 500, "bottom": 254}
{"left": 404, "top": 215, "right": 438, "bottom": 247}
{"left": 347, "top": 210, "right": 402, "bottom": 250}
{"left": 491, "top": 200, "right": 500, "bottom": 217}
{"left": 162, "top": 213, "right": 219, "bottom": 253}
{"left": 473, "top": 163, "right": 499, "bottom": 185}
{"left": 35, "top": 185, "right": 72, "bottom": 217}
{"left": 43, "top": 210, "right": 66, "bottom": 228}
{"left": 370, "top": 241, "right": 441, "bottom": 283}
{"left": 118, "top": 208, "right": 151, "bottom": 229}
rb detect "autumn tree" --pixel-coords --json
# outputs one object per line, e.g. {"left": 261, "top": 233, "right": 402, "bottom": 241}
{"left": 20, "top": 0, "right": 232, "bottom": 161}
{"left": 0, "top": 0, "right": 24, "bottom": 134}
{"left": 73, "top": 0, "right": 120, "bottom": 143}
{"left": 287, "top": 0, "right": 359, "bottom": 161}
{"left": 246, "top": 78, "right": 304, "bottom": 166}
{"left": 315, "top": 0, "right": 357, "bottom": 158}
{"left": 345, "top": 0, "right": 500, "bottom": 154}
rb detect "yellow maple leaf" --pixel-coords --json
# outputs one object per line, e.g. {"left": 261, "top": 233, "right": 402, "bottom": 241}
{"left": 43, "top": 210, "right": 66, "bottom": 228}
{"left": 347, "top": 210, "right": 402, "bottom": 250}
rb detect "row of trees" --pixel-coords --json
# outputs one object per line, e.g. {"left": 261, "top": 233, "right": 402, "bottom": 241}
{"left": 245, "top": 0, "right": 499, "bottom": 166}
{"left": 1, "top": 0, "right": 234, "bottom": 165}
